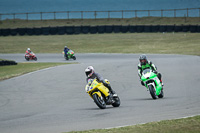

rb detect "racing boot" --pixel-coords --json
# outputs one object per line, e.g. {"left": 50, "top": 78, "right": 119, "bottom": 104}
{"left": 105, "top": 83, "right": 115, "bottom": 94}
{"left": 106, "top": 95, "right": 114, "bottom": 104}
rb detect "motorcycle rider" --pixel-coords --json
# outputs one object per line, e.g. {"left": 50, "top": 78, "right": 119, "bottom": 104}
{"left": 138, "top": 54, "right": 163, "bottom": 86}
{"left": 64, "top": 46, "right": 70, "bottom": 57}
{"left": 25, "top": 48, "right": 33, "bottom": 57}
{"left": 85, "top": 66, "right": 116, "bottom": 95}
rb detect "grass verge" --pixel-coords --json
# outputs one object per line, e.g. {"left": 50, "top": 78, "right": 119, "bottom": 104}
{"left": 67, "top": 115, "right": 200, "bottom": 133}
{"left": 0, "top": 62, "right": 74, "bottom": 81}
{"left": 0, "top": 33, "right": 200, "bottom": 55}
{"left": 0, "top": 17, "right": 200, "bottom": 29}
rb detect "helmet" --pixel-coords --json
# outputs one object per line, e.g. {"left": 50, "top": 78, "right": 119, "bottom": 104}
{"left": 27, "top": 48, "right": 31, "bottom": 52}
{"left": 139, "top": 54, "right": 147, "bottom": 65}
{"left": 64, "top": 46, "right": 67, "bottom": 49}
{"left": 85, "top": 66, "right": 94, "bottom": 77}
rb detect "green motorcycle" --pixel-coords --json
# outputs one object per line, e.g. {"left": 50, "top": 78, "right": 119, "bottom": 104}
{"left": 64, "top": 50, "right": 76, "bottom": 60}
{"left": 141, "top": 69, "right": 164, "bottom": 99}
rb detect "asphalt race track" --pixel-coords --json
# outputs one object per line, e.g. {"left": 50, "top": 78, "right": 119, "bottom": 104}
{"left": 0, "top": 53, "right": 200, "bottom": 133}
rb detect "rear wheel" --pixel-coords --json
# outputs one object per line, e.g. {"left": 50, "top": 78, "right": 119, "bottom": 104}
{"left": 149, "top": 85, "right": 157, "bottom": 99}
{"left": 25, "top": 56, "right": 29, "bottom": 61}
{"left": 93, "top": 93, "right": 106, "bottom": 109}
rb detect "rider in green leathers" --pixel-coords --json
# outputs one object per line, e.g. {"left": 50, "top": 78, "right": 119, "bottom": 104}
{"left": 138, "top": 54, "right": 163, "bottom": 86}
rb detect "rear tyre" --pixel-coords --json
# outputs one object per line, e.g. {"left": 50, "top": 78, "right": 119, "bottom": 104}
{"left": 25, "top": 57, "right": 29, "bottom": 61}
{"left": 149, "top": 85, "right": 157, "bottom": 99}
{"left": 93, "top": 93, "right": 106, "bottom": 109}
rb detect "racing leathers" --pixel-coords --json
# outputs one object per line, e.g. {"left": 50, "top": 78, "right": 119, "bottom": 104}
{"left": 25, "top": 50, "right": 33, "bottom": 57}
{"left": 138, "top": 60, "right": 162, "bottom": 86}
{"left": 64, "top": 47, "right": 70, "bottom": 57}
{"left": 86, "top": 72, "right": 115, "bottom": 94}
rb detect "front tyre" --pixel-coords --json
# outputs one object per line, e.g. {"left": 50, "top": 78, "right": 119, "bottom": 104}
{"left": 158, "top": 89, "right": 164, "bottom": 98}
{"left": 112, "top": 96, "right": 120, "bottom": 107}
{"left": 72, "top": 56, "right": 76, "bottom": 60}
{"left": 34, "top": 57, "right": 37, "bottom": 61}
{"left": 149, "top": 85, "right": 157, "bottom": 99}
{"left": 93, "top": 94, "right": 106, "bottom": 109}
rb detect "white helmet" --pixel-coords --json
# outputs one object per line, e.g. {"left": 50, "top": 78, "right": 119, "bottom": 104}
{"left": 85, "top": 66, "right": 94, "bottom": 77}
{"left": 27, "top": 48, "right": 31, "bottom": 51}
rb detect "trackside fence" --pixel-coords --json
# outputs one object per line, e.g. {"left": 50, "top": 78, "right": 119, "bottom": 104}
{"left": 0, "top": 8, "right": 200, "bottom": 20}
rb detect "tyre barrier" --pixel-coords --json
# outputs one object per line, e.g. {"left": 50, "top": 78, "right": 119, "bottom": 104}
{"left": 82, "top": 26, "right": 90, "bottom": 34}
{"left": 0, "top": 60, "right": 18, "bottom": 66}
{"left": 74, "top": 26, "right": 81, "bottom": 34}
{"left": 0, "top": 25, "right": 199, "bottom": 36}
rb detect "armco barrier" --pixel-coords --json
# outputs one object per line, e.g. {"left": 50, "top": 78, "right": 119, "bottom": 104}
{"left": 0, "top": 25, "right": 199, "bottom": 36}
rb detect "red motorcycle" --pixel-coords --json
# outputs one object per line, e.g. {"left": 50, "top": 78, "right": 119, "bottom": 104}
{"left": 25, "top": 52, "right": 37, "bottom": 61}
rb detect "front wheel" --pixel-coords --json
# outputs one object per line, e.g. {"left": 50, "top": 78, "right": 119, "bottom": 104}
{"left": 158, "top": 89, "right": 164, "bottom": 98}
{"left": 93, "top": 93, "right": 106, "bottom": 109}
{"left": 72, "top": 56, "right": 76, "bottom": 60}
{"left": 149, "top": 85, "right": 157, "bottom": 99}
{"left": 34, "top": 57, "right": 37, "bottom": 61}
{"left": 112, "top": 95, "right": 120, "bottom": 107}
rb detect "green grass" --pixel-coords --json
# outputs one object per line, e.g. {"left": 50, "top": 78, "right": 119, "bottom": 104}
{"left": 0, "top": 17, "right": 200, "bottom": 29}
{"left": 0, "top": 62, "right": 73, "bottom": 81}
{"left": 66, "top": 115, "right": 200, "bottom": 133}
{"left": 0, "top": 33, "right": 200, "bottom": 55}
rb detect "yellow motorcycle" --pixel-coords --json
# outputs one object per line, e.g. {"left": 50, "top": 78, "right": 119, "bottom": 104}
{"left": 85, "top": 78, "right": 120, "bottom": 109}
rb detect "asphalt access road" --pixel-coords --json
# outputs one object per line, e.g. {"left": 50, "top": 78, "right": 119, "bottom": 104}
{"left": 0, "top": 53, "right": 200, "bottom": 133}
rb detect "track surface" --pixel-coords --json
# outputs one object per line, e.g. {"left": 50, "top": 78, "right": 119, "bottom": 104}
{"left": 0, "top": 53, "right": 200, "bottom": 133}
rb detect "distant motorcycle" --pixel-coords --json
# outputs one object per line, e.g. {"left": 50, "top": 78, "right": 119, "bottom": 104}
{"left": 85, "top": 78, "right": 120, "bottom": 109}
{"left": 141, "top": 69, "right": 164, "bottom": 99}
{"left": 25, "top": 52, "right": 37, "bottom": 61}
{"left": 63, "top": 50, "right": 76, "bottom": 60}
